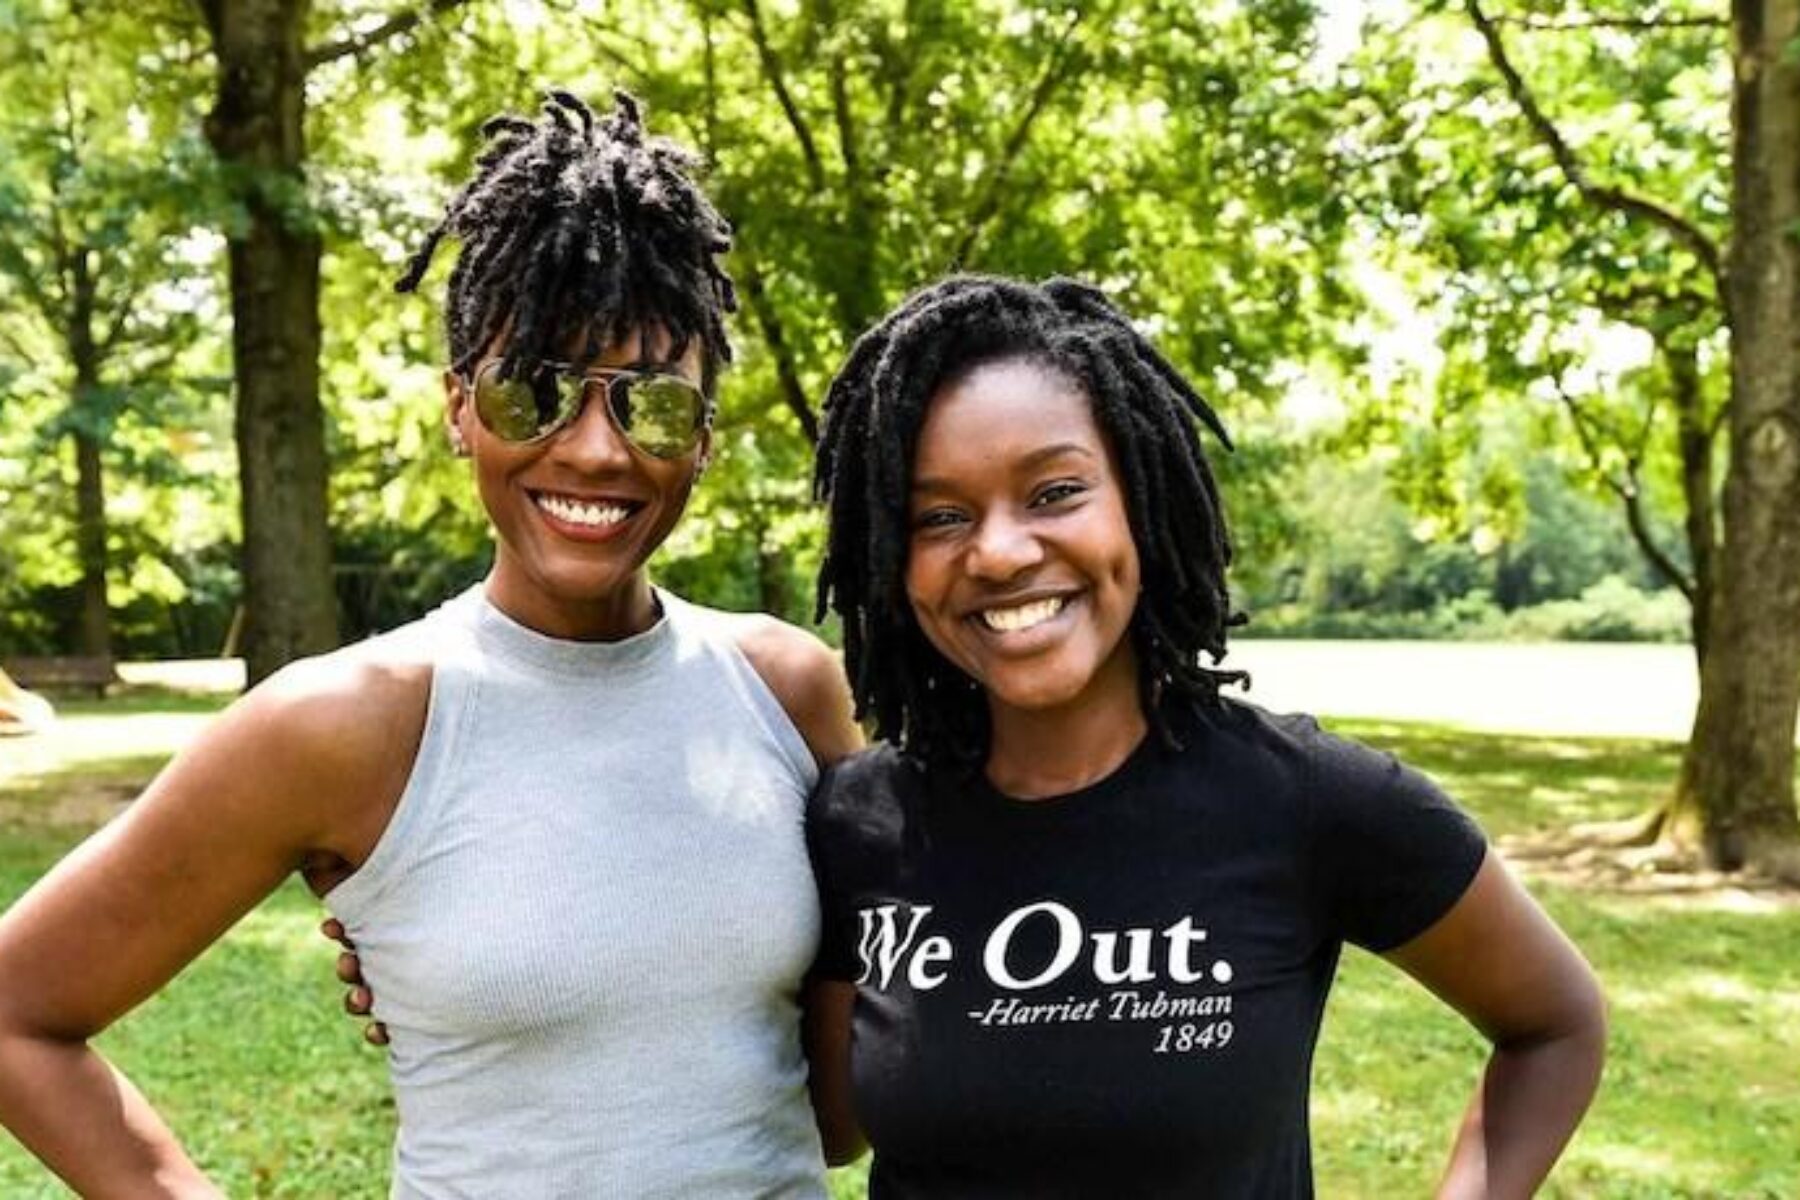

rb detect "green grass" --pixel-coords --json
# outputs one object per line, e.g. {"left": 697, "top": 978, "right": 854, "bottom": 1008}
{"left": 1, "top": 704, "right": 1795, "bottom": 1198}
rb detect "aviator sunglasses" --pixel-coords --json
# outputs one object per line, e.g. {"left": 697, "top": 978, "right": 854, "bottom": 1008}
{"left": 464, "top": 359, "right": 710, "bottom": 459}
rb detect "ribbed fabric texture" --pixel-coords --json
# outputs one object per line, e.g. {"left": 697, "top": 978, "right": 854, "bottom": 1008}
{"left": 326, "top": 587, "right": 828, "bottom": 1199}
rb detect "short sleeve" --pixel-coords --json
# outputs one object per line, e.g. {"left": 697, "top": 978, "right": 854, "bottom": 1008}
{"left": 805, "top": 762, "right": 863, "bottom": 982}
{"left": 1311, "top": 742, "right": 1487, "bottom": 953}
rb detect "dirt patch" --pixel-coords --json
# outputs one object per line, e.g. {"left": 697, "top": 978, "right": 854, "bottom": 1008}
{"left": 1499, "top": 828, "right": 1800, "bottom": 912}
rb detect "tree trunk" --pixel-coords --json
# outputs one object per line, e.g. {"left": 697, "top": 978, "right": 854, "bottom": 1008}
{"left": 71, "top": 427, "right": 112, "bottom": 660}
{"left": 757, "top": 537, "right": 792, "bottom": 623}
{"left": 1674, "top": 0, "right": 1800, "bottom": 875}
{"left": 66, "top": 251, "right": 112, "bottom": 661}
{"left": 201, "top": 0, "right": 339, "bottom": 685}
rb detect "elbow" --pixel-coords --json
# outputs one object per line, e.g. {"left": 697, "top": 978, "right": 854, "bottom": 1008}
{"left": 0, "top": 993, "right": 98, "bottom": 1050}
{"left": 1562, "top": 957, "right": 1608, "bottom": 1056}
{"left": 1498, "top": 964, "right": 1608, "bottom": 1084}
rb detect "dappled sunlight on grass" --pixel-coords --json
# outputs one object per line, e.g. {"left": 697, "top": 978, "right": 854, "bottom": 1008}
{"left": 1329, "top": 719, "right": 1683, "bottom": 839}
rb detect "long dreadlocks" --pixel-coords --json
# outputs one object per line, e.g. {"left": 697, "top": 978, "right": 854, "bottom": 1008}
{"left": 814, "top": 274, "right": 1245, "bottom": 768}
{"left": 396, "top": 88, "right": 736, "bottom": 392}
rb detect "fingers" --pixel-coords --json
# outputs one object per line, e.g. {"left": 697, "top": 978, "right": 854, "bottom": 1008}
{"left": 322, "top": 919, "right": 388, "bottom": 1048}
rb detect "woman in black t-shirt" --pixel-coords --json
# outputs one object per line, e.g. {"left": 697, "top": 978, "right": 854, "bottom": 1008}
{"left": 804, "top": 275, "right": 1605, "bottom": 1197}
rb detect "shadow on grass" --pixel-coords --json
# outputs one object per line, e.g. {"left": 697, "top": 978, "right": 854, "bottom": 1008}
{"left": 1329, "top": 719, "right": 1685, "bottom": 839}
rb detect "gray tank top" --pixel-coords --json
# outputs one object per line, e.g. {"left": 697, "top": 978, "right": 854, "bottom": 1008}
{"left": 325, "top": 586, "right": 827, "bottom": 1199}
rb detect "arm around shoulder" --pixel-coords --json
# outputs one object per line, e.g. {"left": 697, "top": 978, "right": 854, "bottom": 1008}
{"left": 802, "top": 977, "right": 866, "bottom": 1167}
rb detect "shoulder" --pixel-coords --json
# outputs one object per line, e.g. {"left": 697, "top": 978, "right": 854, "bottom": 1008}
{"left": 813, "top": 743, "right": 914, "bottom": 818}
{"left": 1194, "top": 697, "right": 1401, "bottom": 797}
{"left": 217, "top": 639, "right": 435, "bottom": 842}
{"left": 806, "top": 744, "right": 917, "bottom": 871}
{"left": 702, "top": 608, "right": 863, "bottom": 768}
{"left": 245, "top": 637, "right": 432, "bottom": 744}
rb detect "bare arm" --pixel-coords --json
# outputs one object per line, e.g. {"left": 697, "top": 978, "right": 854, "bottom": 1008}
{"left": 726, "top": 613, "right": 864, "bottom": 769}
{"left": 0, "top": 656, "right": 419, "bottom": 1197}
{"left": 801, "top": 978, "right": 865, "bottom": 1165}
{"left": 1385, "top": 850, "right": 1606, "bottom": 1200}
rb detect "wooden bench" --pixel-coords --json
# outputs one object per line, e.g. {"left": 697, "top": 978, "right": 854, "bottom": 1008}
{"left": 1, "top": 655, "right": 118, "bottom": 698}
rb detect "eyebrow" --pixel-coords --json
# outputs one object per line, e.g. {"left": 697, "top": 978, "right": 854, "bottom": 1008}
{"left": 911, "top": 441, "right": 1099, "bottom": 492}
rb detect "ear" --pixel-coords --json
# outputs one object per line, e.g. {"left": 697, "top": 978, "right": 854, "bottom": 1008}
{"left": 444, "top": 369, "right": 471, "bottom": 457}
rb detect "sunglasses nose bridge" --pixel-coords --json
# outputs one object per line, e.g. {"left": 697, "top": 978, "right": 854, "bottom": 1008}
{"left": 551, "top": 376, "right": 636, "bottom": 467}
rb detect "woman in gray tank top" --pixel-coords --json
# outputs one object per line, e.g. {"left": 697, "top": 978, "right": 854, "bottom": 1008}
{"left": 0, "top": 89, "right": 862, "bottom": 1198}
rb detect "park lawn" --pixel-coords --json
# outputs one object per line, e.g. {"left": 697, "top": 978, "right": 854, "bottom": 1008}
{"left": 0, "top": 700, "right": 1795, "bottom": 1198}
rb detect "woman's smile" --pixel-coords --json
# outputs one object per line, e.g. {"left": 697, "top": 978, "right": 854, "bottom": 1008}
{"left": 528, "top": 489, "right": 643, "bottom": 539}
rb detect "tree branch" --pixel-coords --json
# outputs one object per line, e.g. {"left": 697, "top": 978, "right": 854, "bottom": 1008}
{"left": 1465, "top": 0, "right": 1726, "bottom": 297}
{"left": 0, "top": 227, "right": 61, "bottom": 324}
{"left": 1491, "top": 12, "right": 1728, "bottom": 33}
{"left": 869, "top": 9, "right": 912, "bottom": 141}
{"left": 305, "top": 0, "right": 473, "bottom": 71}
{"left": 738, "top": 255, "right": 819, "bottom": 443}
{"left": 699, "top": 10, "right": 721, "bottom": 162}
{"left": 951, "top": 7, "right": 1086, "bottom": 266}
{"left": 97, "top": 287, "right": 140, "bottom": 358}
{"left": 0, "top": 319, "right": 41, "bottom": 365}
{"left": 1662, "top": 336, "right": 1716, "bottom": 643}
{"left": 1550, "top": 369, "right": 1695, "bottom": 599}
{"left": 741, "top": 0, "right": 828, "bottom": 192}
{"left": 829, "top": 47, "right": 860, "bottom": 192}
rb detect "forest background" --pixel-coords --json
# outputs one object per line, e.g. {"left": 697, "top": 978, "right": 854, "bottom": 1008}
{"left": 1, "top": 0, "right": 1797, "bottom": 869}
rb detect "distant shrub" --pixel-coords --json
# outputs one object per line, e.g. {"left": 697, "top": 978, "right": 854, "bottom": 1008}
{"left": 1240, "top": 577, "right": 1688, "bottom": 644}
{"left": 1497, "top": 575, "right": 1690, "bottom": 643}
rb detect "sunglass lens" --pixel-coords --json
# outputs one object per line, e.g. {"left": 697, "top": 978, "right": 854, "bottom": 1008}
{"left": 474, "top": 367, "right": 580, "bottom": 442}
{"left": 615, "top": 376, "right": 705, "bottom": 458}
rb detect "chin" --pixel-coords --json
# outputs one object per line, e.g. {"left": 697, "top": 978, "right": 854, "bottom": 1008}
{"left": 980, "top": 667, "right": 1095, "bottom": 714}
{"left": 532, "top": 554, "right": 642, "bottom": 604}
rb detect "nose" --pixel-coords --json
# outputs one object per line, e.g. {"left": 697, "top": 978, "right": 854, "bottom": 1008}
{"left": 547, "top": 381, "right": 633, "bottom": 473}
{"left": 964, "top": 510, "right": 1043, "bottom": 583}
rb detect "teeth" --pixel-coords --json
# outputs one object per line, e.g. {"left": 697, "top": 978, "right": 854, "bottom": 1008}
{"left": 980, "top": 596, "right": 1067, "bottom": 633}
{"left": 536, "top": 494, "right": 630, "bottom": 528}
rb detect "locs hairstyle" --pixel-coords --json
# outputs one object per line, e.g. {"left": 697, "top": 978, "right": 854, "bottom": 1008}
{"left": 396, "top": 88, "right": 736, "bottom": 393}
{"left": 814, "top": 274, "right": 1245, "bottom": 768}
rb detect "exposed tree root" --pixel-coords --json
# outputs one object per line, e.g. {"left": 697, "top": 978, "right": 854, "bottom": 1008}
{"left": 1498, "top": 815, "right": 1800, "bottom": 909}
{"left": 1567, "top": 805, "right": 1668, "bottom": 849}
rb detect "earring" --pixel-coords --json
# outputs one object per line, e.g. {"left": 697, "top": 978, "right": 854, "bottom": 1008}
{"left": 450, "top": 432, "right": 470, "bottom": 458}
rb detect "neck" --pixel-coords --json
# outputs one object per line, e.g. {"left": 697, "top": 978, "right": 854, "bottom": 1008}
{"left": 483, "top": 567, "right": 660, "bottom": 642}
{"left": 982, "top": 661, "right": 1148, "bottom": 801}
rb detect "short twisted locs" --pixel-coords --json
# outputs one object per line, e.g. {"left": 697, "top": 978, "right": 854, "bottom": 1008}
{"left": 397, "top": 88, "right": 736, "bottom": 394}
{"left": 813, "top": 274, "right": 1245, "bottom": 769}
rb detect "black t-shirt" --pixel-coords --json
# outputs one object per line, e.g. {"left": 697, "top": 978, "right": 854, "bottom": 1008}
{"left": 806, "top": 700, "right": 1486, "bottom": 1199}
